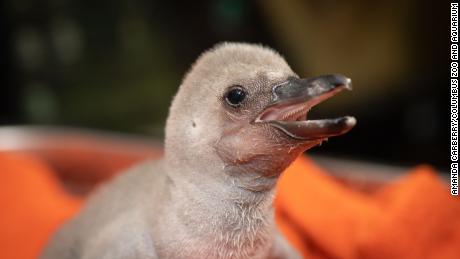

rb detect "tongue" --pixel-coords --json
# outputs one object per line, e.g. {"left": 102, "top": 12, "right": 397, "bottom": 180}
{"left": 268, "top": 116, "right": 356, "bottom": 140}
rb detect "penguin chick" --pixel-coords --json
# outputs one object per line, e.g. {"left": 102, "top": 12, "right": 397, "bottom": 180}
{"left": 42, "top": 42, "right": 356, "bottom": 259}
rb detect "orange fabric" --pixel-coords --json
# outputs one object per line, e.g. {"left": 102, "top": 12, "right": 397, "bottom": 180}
{"left": 0, "top": 152, "right": 83, "bottom": 259}
{"left": 0, "top": 152, "right": 459, "bottom": 259}
{"left": 276, "top": 157, "right": 460, "bottom": 259}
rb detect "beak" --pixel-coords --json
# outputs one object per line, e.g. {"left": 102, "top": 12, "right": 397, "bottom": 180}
{"left": 256, "top": 74, "right": 356, "bottom": 140}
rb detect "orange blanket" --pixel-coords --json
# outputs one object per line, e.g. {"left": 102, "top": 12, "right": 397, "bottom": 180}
{"left": 0, "top": 152, "right": 459, "bottom": 259}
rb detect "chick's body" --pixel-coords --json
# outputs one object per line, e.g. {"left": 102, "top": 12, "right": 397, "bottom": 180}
{"left": 42, "top": 42, "right": 355, "bottom": 259}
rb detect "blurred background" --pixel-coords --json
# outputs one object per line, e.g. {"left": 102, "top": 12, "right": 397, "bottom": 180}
{"left": 0, "top": 0, "right": 448, "bottom": 171}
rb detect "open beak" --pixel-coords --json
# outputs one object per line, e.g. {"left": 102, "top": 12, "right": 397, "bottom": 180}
{"left": 255, "top": 74, "right": 356, "bottom": 140}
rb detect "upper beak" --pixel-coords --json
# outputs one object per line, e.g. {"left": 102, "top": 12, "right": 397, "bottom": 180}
{"left": 256, "top": 74, "right": 356, "bottom": 140}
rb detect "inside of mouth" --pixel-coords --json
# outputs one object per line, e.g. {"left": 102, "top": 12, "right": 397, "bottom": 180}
{"left": 258, "top": 102, "right": 310, "bottom": 122}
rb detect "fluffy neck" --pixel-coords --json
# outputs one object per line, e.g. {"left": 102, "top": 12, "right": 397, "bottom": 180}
{"left": 162, "top": 155, "right": 277, "bottom": 259}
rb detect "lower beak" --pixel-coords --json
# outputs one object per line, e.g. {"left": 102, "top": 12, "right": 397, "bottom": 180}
{"left": 256, "top": 74, "right": 356, "bottom": 140}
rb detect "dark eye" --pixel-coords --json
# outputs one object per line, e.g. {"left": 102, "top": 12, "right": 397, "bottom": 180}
{"left": 225, "top": 86, "right": 247, "bottom": 107}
